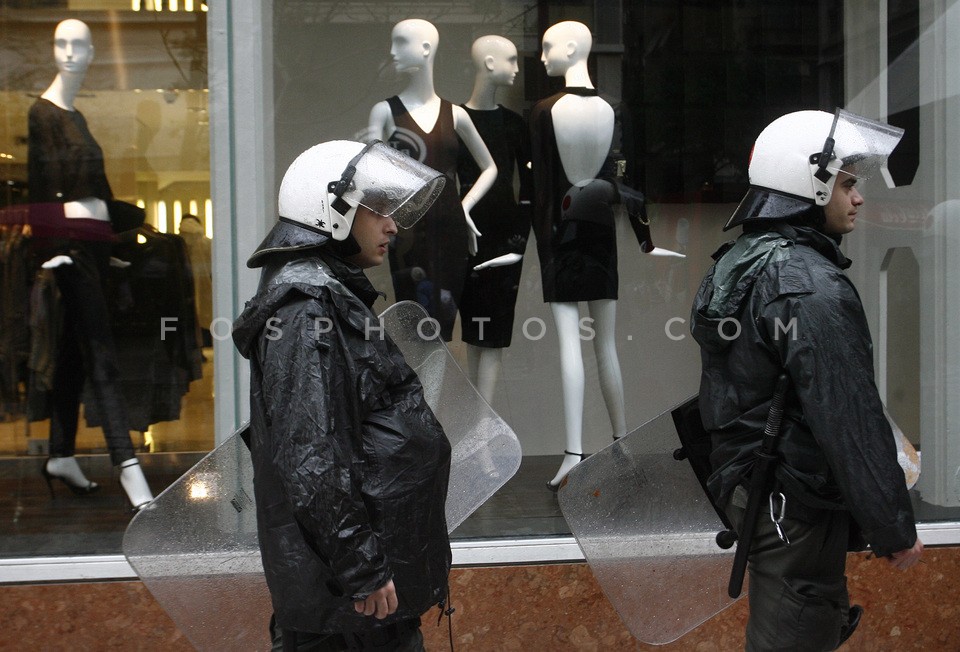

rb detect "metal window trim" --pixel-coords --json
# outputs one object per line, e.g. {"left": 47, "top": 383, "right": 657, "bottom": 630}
{"left": 1, "top": 521, "right": 956, "bottom": 585}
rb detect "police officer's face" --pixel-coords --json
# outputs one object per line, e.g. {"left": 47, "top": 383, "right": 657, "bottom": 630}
{"left": 823, "top": 169, "right": 864, "bottom": 235}
{"left": 346, "top": 205, "right": 398, "bottom": 269}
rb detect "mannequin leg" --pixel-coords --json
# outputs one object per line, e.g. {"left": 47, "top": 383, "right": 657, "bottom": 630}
{"left": 119, "top": 458, "right": 153, "bottom": 510}
{"left": 52, "top": 255, "right": 153, "bottom": 508}
{"left": 44, "top": 275, "right": 99, "bottom": 494}
{"left": 587, "top": 299, "right": 627, "bottom": 439}
{"left": 548, "top": 302, "right": 586, "bottom": 488}
{"left": 466, "top": 344, "right": 480, "bottom": 387}
{"left": 467, "top": 344, "right": 502, "bottom": 404}
{"left": 48, "top": 306, "right": 84, "bottom": 459}
{"left": 53, "top": 260, "right": 137, "bottom": 465}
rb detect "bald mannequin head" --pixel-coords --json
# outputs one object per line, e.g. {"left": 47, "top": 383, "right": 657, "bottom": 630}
{"left": 470, "top": 35, "right": 518, "bottom": 86}
{"left": 391, "top": 19, "right": 439, "bottom": 72}
{"left": 541, "top": 21, "right": 592, "bottom": 77}
{"left": 52, "top": 18, "right": 94, "bottom": 76}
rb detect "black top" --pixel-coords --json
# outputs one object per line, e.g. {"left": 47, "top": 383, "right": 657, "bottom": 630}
{"left": 457, "top": 104, "right": 532, "bottom": 260}
{"left": 385, "top": 96, "right": 469, "bottom": 341}
{"left": 529, "top": 88, "right": 619, "bottom": 302}
{"left": 28, "top": 98, "right": 112, "bottom": 203}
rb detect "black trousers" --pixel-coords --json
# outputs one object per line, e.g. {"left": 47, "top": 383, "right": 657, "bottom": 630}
{"left": 726, "top": 493, "right": 853, "bottom": 652}
{"left": 270, "top": 615, "right": 424, "bottom": 652}
{"left": 49, "top": 247, "right": 135, "bottom": 466}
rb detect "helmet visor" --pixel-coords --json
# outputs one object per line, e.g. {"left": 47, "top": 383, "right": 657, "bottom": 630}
{"left": 333, "top": 141, "right": 445, "bottom": 228}
{"left": 826, "top": 109, "right": 905, "bottom": 180}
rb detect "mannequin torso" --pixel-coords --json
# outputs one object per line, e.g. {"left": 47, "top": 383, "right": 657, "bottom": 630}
{"left": 552, "top": 95, "right": 614, "bottom": 186}
{"left": 367, "top": 20, "right": 497, "bottom": 341}
{"left": 36, "top": 19, "right": 108, "bottom": 222}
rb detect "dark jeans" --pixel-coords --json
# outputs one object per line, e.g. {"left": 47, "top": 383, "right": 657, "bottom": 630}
{"left": 726, "top": 492, "right": 853, "bottom": 652}
{"left": 49, "top": 249, "right": 135, "bottom": 466}
{"left": 270, "top": 615, "right": 424, "bottom": 652}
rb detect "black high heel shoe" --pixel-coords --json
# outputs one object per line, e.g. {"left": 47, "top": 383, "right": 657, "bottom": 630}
{"left": 41, "top": 459, "right": 101, "bottom": 498}
{"left": 546, "top": 450, "right": 587, "bottom": 493}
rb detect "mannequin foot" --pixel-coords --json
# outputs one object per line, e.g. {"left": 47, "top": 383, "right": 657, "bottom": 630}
{"left": 547, "top": 451, "right": 585, "bottom": 492}
{"left": 118, "top": 458, "right": 154, "bottom": 511}
{"left": 42, "top": 457, "right": 100, "bottom": 497}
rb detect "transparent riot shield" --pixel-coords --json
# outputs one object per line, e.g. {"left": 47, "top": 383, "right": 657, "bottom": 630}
{"left": 557, "top": 396, "right": 740, "bottom": 645}
{"left": 123, "top": 301, "right": 522, "bottom": 651}
{"left": 378, "top": 301, "right": 523, "bottom": 531}
{"left": 122, "top": 432, "right": 270, "bottom": 651}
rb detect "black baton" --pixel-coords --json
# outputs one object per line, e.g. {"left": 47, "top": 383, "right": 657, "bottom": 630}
{"left": 728, "top": 373, "right": 790, "bottom": 599}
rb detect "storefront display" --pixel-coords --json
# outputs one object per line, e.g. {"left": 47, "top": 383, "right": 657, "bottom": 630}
{"left": 0, "top": 0, "right": 958, "bottom": 577}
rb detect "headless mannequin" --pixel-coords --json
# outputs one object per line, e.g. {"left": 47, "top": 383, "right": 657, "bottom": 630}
{"left": 462, "top": 35, "right": 529, "bottom": 401}
{"left": 368, "top": 20, "right": 497, "bottom": 340}
{"left": 535, "top": 22, "right": 627, "bottom": 487}
{"left": 31, "top": 19, "right": 153, "bottom": 509}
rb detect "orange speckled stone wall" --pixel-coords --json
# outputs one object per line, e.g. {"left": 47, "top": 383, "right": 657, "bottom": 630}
{"left": 2, "top": 549, "right": 958, "bottom": 650}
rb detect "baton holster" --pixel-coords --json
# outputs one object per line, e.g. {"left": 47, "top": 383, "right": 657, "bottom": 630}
{"left": 672, "top": 375, "right": 791, "bottom": 599}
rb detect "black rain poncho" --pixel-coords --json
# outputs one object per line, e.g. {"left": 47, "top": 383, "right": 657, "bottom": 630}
{"left": 232, "top": 250, "right": 451, "bottom": 635}
{"left": 690, "top": 222, "right": 916, "bottom": 557}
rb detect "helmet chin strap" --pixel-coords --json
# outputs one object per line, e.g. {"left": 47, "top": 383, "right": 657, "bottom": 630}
{"left": 809, "top": 110, "right": 841, "bottom": 206}
{"left": 810, "top": 168, "right": 835, "bottom": 206}
{"left": 325, "top": 196, "right": 358, "bottom": 241}
{"left": 324, "top": 195, "right": 360, "bottom": 255}
{"left": 325, "top": 141, "right": 379, "bottom": 240}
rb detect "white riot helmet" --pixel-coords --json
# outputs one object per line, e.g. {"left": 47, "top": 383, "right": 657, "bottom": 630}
{"left": 248, "top": 140, "right": 444, "bottom": 267}
{"left": 724, "top": 108, "right": 904, "bottom": 230}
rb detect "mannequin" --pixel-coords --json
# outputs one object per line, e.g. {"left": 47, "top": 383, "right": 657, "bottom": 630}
{"left": 368, "top": 19, "right": 497, "bottom": 341}
{"left": 530, "top": 21, "right": 627, "bottom": 488}
{"left": 28, "top": 19, "right": 153, "bottom": 509}
{"left": 457, "top": 35, "right": 532, "bottom": 402}
{"left": 179, "top": 214, "right": 213, "bottom": 344}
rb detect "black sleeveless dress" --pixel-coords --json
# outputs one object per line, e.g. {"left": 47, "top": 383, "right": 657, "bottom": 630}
{"left": 529, "top": 88, "right": 618, "bottom": 303}
{"left": 456, "top": 105, "right": 532, "bottom": 348}
{"left": 385, "top": 96, "right": 468, "bottom": 342}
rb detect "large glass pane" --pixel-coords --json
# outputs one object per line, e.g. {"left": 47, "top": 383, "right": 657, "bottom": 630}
{"left": 263, "top": 0, "right": 960, "bottom": 546}
{"left": 2, "top": 0, "right": 958, "bottom": 566}
{"left": 0, "top": 3, "right": 211, "bottom": 557}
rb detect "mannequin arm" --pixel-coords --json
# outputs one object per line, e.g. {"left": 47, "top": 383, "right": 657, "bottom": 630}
{"left": 63, "top": 197, "right": 109, "bottom": 221}
{"left": 474, "top": 253, "right": 522, "bottom": 270}
{"left": 366, "top": 102, "right": 395, "bottom": 143}
{"left": 452, "top": 106, "right": 497, "bottom": 213}
{"left": 41, "top": 255, "right": 74, "bottom": 269}
{"left": 453, "top": 105, "right": 497, "bottom": 255}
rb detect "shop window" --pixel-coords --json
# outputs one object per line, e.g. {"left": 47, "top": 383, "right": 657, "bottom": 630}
{"left": 3, "top": 0, "right": 959, "bottom": 569}
{"left": 0, "top": 5, "right": 211, "bottom": 557}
